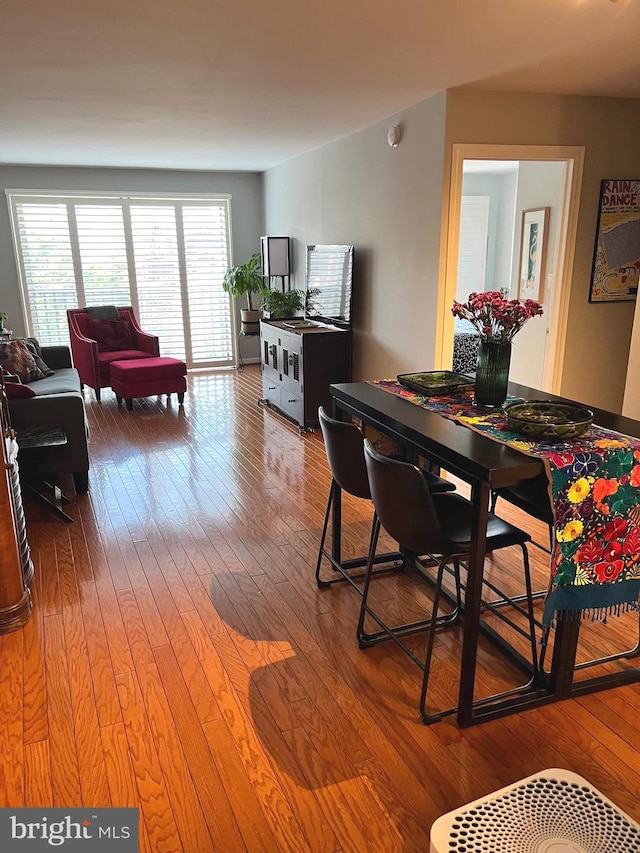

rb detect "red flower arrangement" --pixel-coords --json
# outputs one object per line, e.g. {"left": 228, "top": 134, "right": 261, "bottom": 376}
{"left": 452, "top": 290, "right": 543, "bottom": 344}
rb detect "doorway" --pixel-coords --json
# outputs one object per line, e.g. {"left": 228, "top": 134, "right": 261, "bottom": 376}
{"left": 437, "top": 144, "right": 584, "bottom": 394}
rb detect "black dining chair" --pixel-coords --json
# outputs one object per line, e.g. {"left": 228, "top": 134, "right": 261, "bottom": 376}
{"left": 358, "top": 439, "right": 540, "bottom": 724}
{"left": 491, "top": 471, "right": 554, "bottom": 553}
{"left": 315, "top": 406, "right": 455, "bottom": 591}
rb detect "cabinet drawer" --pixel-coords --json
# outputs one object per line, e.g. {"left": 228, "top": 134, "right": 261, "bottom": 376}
{"left": 261, "top": 375, "right": 281, "bottom": 408}
{"left": 278, "top": 388, "right": 303, "bottom": 424}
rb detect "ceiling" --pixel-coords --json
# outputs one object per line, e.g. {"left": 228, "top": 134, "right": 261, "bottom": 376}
{"left": 1, "top": 0, "right": 639, "bottom": 173}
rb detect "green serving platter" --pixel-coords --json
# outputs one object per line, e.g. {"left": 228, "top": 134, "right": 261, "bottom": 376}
{"left": 503, "top": 400, "right": 593, "bottom": 440}
{"left": 397, "top": 371, "right": 475, "bottom": 396}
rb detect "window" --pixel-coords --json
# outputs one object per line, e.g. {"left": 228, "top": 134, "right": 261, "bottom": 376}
{"left": 455, "top": 195, "right": 490, "bottom": 333}
{"left": 7, "top": 191, "right": 234, "bottom": 368}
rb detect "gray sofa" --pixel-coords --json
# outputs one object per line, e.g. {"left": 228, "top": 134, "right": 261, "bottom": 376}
{"left": 8, "top": 345, "right": 90, "bottom": 494}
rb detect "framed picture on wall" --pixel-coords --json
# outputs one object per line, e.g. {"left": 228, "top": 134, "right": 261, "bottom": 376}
{"left": 589, "top": 179, "right": 640, "bottom": 303}
{"left": 518, "top": 207, "right": 549, "bottom": 304}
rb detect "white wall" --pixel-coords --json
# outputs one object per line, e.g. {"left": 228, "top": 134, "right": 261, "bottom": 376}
{"left": 263, "top": 93, "right": 448, "bottom": 380}
{"left": 0, "top": 165, "right": 264, "bottom": 359}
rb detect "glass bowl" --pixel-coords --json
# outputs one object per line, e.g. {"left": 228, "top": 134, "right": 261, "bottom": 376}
{"left": 503, "top": 400, "right": 593, "bottom": 440}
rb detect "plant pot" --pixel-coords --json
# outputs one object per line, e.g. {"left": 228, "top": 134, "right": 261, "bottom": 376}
{"left": 240, "top": 309, "right": 262, "bottom": 335}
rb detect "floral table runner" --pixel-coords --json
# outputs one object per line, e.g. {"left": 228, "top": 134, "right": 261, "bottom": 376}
{"left": 369, "top": 380, "right": 640, "bottom": 625}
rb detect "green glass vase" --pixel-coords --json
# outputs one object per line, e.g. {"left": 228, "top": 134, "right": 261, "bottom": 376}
{"left": 474, "top": 340, "right": 511, "bottom": 408}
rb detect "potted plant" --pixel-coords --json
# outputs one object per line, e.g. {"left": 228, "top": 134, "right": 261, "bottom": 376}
{"left": 262, "top": 288, "right": 306, "bottom": 320}
{"left": 222, "top": 253, "right": 268, "bottom": 334}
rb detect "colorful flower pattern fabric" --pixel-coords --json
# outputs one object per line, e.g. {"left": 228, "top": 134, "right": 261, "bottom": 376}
{"left": 370, "top": 380, "right": 640, "bottom": 624}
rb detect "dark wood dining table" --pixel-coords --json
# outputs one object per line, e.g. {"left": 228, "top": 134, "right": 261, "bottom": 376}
{"left": 330, "top": 379, "right": 640, "bottom": 727}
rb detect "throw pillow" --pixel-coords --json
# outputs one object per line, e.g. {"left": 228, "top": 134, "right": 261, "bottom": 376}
{"left": 86, "top": 317, "right": 136, "bottom": 352}
{"left": 4, "top": 381, "right": 36, "bottom": 398}
{"left": 0, "top": 340, "right": 45, "bottom": 383}
{"left": 86, "top": 305, "right": 120, "bottom": 320}
{"left": 22, "top": 338, "right": 55, "bottom": 377}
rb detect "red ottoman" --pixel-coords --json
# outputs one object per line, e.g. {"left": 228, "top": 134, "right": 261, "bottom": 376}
{"left": 109, "top": 357, "right": 187, "bottom": 411}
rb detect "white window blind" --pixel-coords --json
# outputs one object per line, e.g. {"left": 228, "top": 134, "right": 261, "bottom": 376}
{"left": 7, "top": 192, "right": 234, "bottom": 368}
{"left": 456, "top": 196, "right": 490, "bottom": 298}
{"left": 455, "top": 195, "right": 490, "bottom": 333}
{"left": 13, "top": 203, "right": 77, "bottom": 345}
{"left": 182, "top": 205, "right": 232, "bottom": 363}
{"left": 76, "top": 204, "right": 131, "bottom": 308}
{"left": 130, "top": 204, "right": 185, "bottom": 360}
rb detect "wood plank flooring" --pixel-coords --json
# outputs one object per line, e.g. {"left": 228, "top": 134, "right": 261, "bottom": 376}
{"left": 4, "top": 365, "right": 640, "bottom": 851}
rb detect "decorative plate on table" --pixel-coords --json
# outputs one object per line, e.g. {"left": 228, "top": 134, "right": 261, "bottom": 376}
{"left": 396, "top": 371, "right": 475, "bottom": 396}
{"left": 503, "top": 400, "right": 593, "bottom": 440}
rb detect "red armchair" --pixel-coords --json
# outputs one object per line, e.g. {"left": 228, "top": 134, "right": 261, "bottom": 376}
{"left": 67, "top": 307, "right": 160, "bottom": 401}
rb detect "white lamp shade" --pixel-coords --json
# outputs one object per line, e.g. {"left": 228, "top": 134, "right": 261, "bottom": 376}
{"left": 261, "top": 236, "right": 290, "bottom": 277}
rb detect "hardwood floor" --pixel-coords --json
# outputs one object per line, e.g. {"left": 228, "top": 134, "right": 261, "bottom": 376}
{"left": 5, "top": 364, "right": 640, "bottom": 851}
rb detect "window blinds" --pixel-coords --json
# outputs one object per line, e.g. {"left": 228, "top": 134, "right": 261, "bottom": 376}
{"left": 8, "top": 193, "right": 234, "bottom": 368}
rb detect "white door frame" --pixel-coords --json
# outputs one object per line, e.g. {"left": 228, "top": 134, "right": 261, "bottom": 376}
{"left": 436, "top": 143, "right": 584, "bottom": 393}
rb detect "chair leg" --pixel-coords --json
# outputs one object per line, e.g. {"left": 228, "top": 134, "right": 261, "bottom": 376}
{"left": 315, "top": 481, "right": 337, "bottom": 587}
{"left": 419, "top": 557, "right": 451, "bottom": 724}
{"left": 356, "top": 516, "right": 382, "bottom": 645}
{"left": 95, "top": 388, "right": 101, "bottom": 402}
{"left": 316, "top": 481, "right": 404, "bottom": 590}
{"left": 420, "top": 545, "right": 542, "bottom": 725}
{"left": 357, "top": 548, "right": 463, "bottom": 647}
{"left": 491, "top": 492, "right": 553, "bottom": 557}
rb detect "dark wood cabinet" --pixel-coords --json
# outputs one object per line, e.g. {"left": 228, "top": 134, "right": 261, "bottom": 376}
{"left": 260, "top": 319, "right": 352, "bottom": 431}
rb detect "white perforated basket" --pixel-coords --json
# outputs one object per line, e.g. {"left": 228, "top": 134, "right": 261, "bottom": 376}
{"left": 430, "top": 768, "right": 640, "bottom": 853}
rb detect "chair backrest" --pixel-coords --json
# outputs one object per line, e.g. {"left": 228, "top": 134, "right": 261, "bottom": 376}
{"left": 363, "top": 439, "right": 449, "bottom": 555}
{"left": 318, "top": 406, "right": 371, "bottom": 500}
{"left": 67, "top": 306, "right": 140, "bottom": 340}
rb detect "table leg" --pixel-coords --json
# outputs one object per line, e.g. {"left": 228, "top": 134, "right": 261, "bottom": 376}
{"left": 548, "top": 617, "right": 579, "bottom": 697}
{"left": 457, "top": 479, "right": 490, "bottom": 727}
{"left": 24, "top": 481, "right": 73, "bottom": 523}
